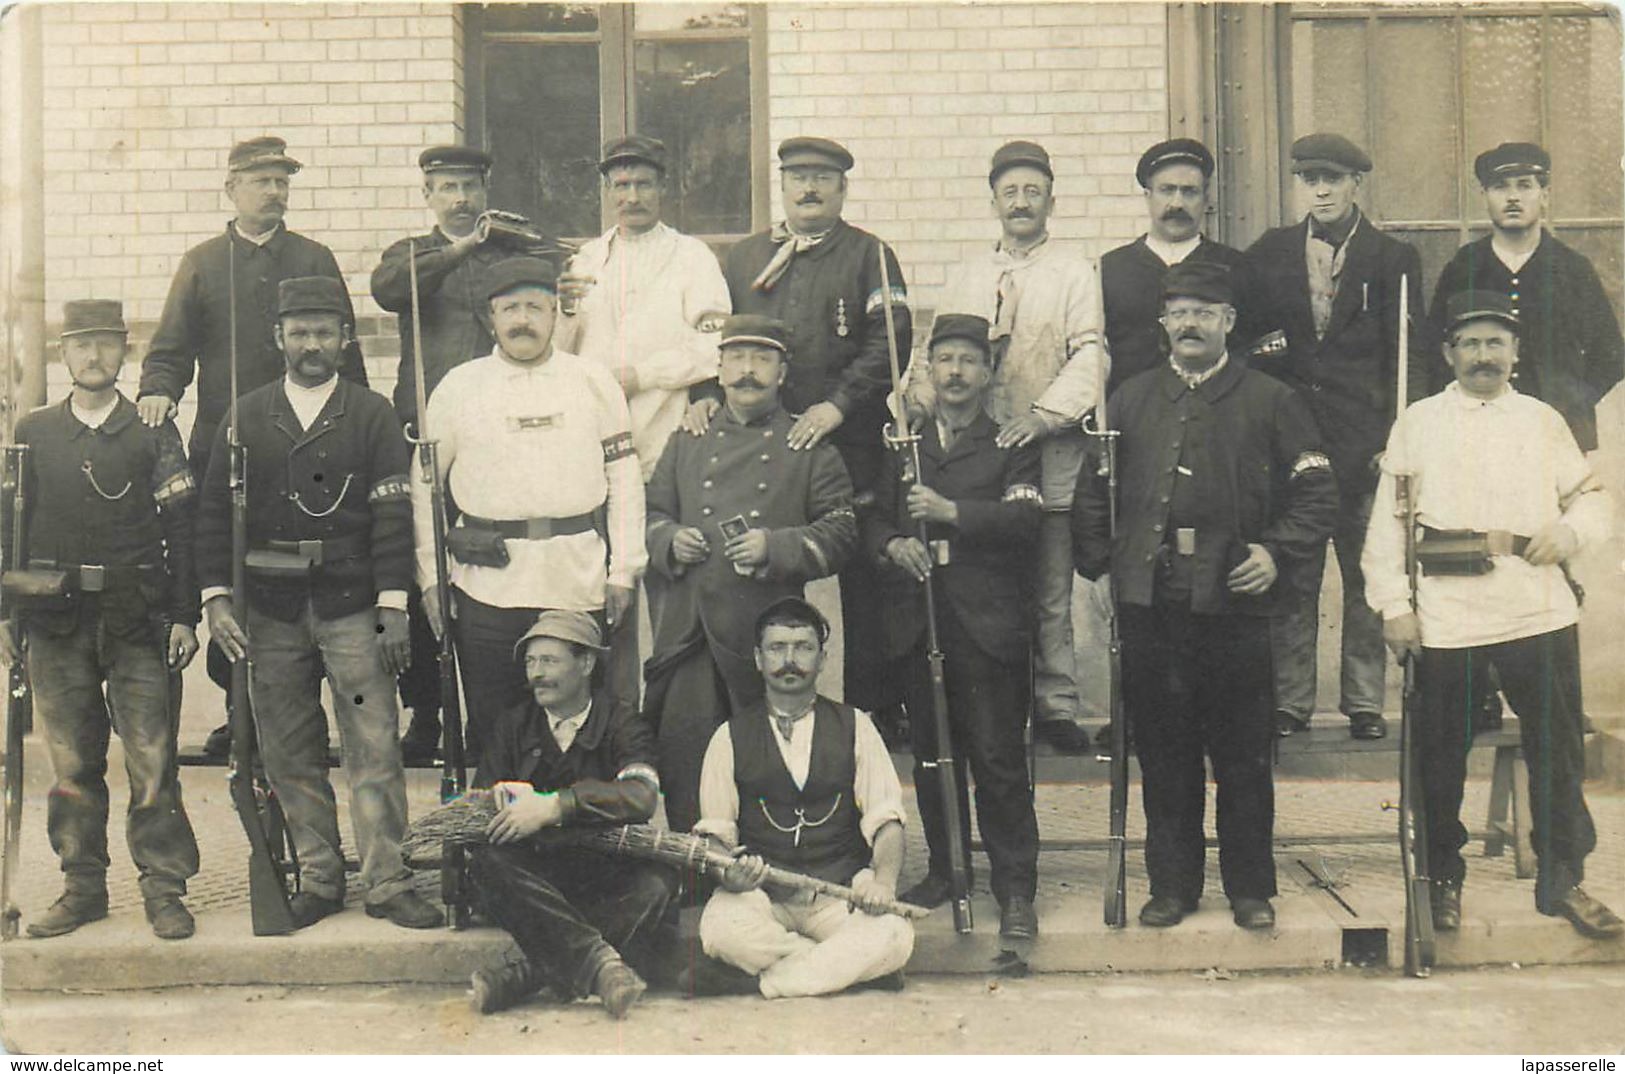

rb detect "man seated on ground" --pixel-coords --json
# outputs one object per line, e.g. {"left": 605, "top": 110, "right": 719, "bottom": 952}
{"left": 692, "top": 597, "right": 915, "bottom": 998}
{"left": 466, "top": 610, "right": 676, "bottom": 1018}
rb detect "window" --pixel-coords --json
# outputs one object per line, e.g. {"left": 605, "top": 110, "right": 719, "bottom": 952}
{"left": 466, "top": 3, "right": 767, "bottom": 245}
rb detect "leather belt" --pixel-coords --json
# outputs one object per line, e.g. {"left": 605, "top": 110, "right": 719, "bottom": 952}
{"left": 262, "top": 534, "right": 369, "bottom": 565}
{"left": 1418, "top": 526, "right": 1530, "bottom": 557}
{"left": 28, "top": 561, "right": 157, "bottom": 593}
{"left": 461, "top": 512, "right": 597, "bottom": 540}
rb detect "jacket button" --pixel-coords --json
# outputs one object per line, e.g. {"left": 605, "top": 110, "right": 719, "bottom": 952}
{"left": 757, "top": 482, "right": 768, "bottom": 491}
{"left": 702, "top": 480, "right": 713, "bottom": 489}
{"left": 717, "top": 429, "right": 726, "bottom": 438}
{"left": 701, "top": 506, "right": 713, "bottom": 516}
{"left": 763, "top": 430, "right": 773, "bottom": 439}
{"left": 748, "top": 509, "right": 761, "bottom": 519}
{"left": 709, "top": 456, "right": 719, "bottom": 465}
{"left": 760, "top": 453, "right": 771, "bottom": 462}
{"left": 1152, "top": 524, "right": 1163, "bottom": 533}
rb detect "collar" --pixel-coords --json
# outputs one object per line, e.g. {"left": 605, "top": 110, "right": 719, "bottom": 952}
{"left": 232, "top": 220, "right": 284, "bottom": 248}
{"left": 1307, "top": 206, "right": 1361, "bottom": 248}
{"left": 525, "top": 690, "right": 614, "bottom": 754}
{"left": 544, "top": 698, "right": 592, "bottom": 732}
{"left": 63, "top": 392, "right": 136, "bottom": 438}
{"left": 283, "top": 373, "right": 340, "bottom": 407}
{"left": 720, "top": 401, "right": 781, "bottom": 429}
{"left": 609, "top": 221, "right": 669, "bottom": 248}
{"left": 1160, "top": 352, "right": 1244, "bottom": 402}
{"left": 1169, "top": 350, "right": 1230, "bottom": 388}
{"left": 994, "top": 233, "right": 1050, "bottom": 260}
{"left": 1143, "top": 232, "right": 1202, "bottom": 267}
{"left": 494, "top": 344, "right": 559, "bottom": 375}
{"left": 1445, "top": 380, "right": 1518, "bottom": 411}
{"left": 1490, "top": 232, "right": 1541, "bottom": 273}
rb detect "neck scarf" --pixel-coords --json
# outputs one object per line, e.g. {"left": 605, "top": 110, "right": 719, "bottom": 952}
{"left": 751, "top": 222, "right": 835, "bottom": 292}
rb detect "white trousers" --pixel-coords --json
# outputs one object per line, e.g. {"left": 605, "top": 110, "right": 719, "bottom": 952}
{"left": 700, "top": 886, "right": 915, "bottom": 999}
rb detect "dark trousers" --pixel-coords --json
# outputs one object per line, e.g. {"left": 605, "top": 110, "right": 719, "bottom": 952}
{"left": 1419, "top": 626, "right": 1595, "bottom": 910}
{"left": 397, "top": 587, "right": 443, "bottom": 725}
{"left": 838, "top": 442, "right": 900, "bottom": 712}
{"left": 905, "top": 608, "right": 1039, "bottom": 904}
{"left": 1121, "top": 601, "right": 1276, "bottom": 903}
{"left": 450, "top": 592, "right": 538, "bottom": 764}
{"left": 470, "top": 842, "right": 676, "bottom": 997}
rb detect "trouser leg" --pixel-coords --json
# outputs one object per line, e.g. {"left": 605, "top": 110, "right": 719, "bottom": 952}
{"left": 904, "top": 639, "right": 973, "bottom": 888}
{"left": 1032, "top": 511, "right": 1080, "bottom": 724}
{"left": 652, "top": 649, "right": 730, "bottom": 834}
{"left": 1199, "top": 614, "right": 1277, "bottom": 900}
{"left": 602, "top": 583, "right": 642, "bottom": 716}
{"left": 699, "top": 887, "right": 817, "bottom": 976}
{"left": 397, "top": 588, "right": 442, "bottom": 724}
{"left": 837, "top": 442, "right": 898, "bottom": 712}
{"left": 450, "top": 592, "right": 538, "bottom": 766}
{"left": 1333, "top": 491, "right": 1387, "bottom": 717}
{"left": 26, "top": 621, "right": 111, "bottom": 894}
{"left": 1269, "top": 541, "right": 1326, "bottom": 723}
{"left": 755, "top": 893, "right": 914, "bottom": 998}
{"left": 1417, "top": 645, "right": 1474, "bottom": 888}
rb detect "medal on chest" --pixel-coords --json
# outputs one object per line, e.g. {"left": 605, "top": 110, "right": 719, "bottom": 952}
{"left": 835, "top": 297, "right": 849, "bottom": 338}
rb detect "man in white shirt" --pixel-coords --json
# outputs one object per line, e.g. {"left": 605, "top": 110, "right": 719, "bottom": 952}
{"left": 1363, "top": 290, "right": 1621, "bottom": 940}
{"left": 695, "top": 597, "right": 913, "bottom": 998}
{"left": 412, "top": 258, "right": 647, "bottom": 762}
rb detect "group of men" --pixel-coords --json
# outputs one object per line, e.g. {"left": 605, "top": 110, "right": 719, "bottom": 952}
{"left": 1, "top": 118, "right": 1621, "bottom": 1020}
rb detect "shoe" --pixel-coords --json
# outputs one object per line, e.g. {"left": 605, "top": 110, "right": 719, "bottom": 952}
{"left": 900, "top": 874, "right": 954, "bottom": 909}
{"left": 853, "top": 970, "right": 906, "bottom": 992}
{"left": 1431, "top": 883, "right": 1462, "bottom": 932}
{"left": 1231, "top": 897, "right": 1275, "bottom": 930}
{"left": 1349, "top": 712, "right": 1388, "bottom": 741}
{"left": 674, "top": 955, "right": 759, "bottom": 997}
{"left": 1138, "top": 894, "right": 1197, "bottom": 928}
{"left": 998, "top": 895, "right": 1039, "bottom": 941}
{"left": 288, "top": 891, "right": 344, "bottom": 929}
{"left": 1274, "top": 711, "right": 1309, "bottom": 738}
{"left": 1092, "top": 723, "right": 1114, "bottom": 753}
{"left": 365, "top": 889, "right": 444, "bottom": 929}
{"left": 594, "top": 959, "right": 646, "bottom": 1020}
{"left": 1034, "top": 718, "right": 1094, "bottom": 754}
{"left": 145, "top": 895, "right": 195, "bottom": 940}
{"left": 400, "top": 714, "right": 442, "bottom": 765}
{"left": 471, "top": 957, "right": 543, "bottom": 1015}
{"left": 26, "top": 891, "right": 109, "bottom": 938}
{"left": 1478, "top": 692, "right": 1505, "bottom": 732}
{"left": 202, "top": 722, "right": 232, "bottom": 758}
{"left": 1547, "top": 886, "right": 1625, "bottom": 940}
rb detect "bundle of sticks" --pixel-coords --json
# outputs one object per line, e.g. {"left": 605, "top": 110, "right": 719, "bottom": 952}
{"left": 405, "top": 789, "right": 929, "bottom": 920}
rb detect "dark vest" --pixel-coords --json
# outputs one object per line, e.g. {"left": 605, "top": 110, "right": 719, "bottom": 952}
{"left": 731, "top": 697, "right": 870, "bottom": 885}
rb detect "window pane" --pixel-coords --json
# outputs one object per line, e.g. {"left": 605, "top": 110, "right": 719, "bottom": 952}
{"left": 635, "top": 4, "right": 750, "bottom": 33}
{"left": 1389, "top": 227, "right": 1473, "bottom": 315}
{"left": 1290, "top": 20, "right": 1369, "bottom": 155}
{"left": 634, "top": 38, "right": 752, "bottom": 235}
{"left": 1462, "top": 17, "right": 1543, "bottom": 163}
{"left": 1547, "top": 17, "right": 1623, "bottom": 220}
{"left": 1372, "top": 20, "right": 1458, "bottom": 222}
{"left": 482, "top": 3, "right": 599, "bottom": 34}
{"left": 485, "top": 42, "right": 602, "bottom": 239}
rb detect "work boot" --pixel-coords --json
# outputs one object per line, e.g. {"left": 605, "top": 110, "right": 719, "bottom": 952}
{"left": 674, "top": 954, "right": 759, "bottom": 997}
{"left": 471, "top": 957, "right": 544, "bottom": 1015}
{"left": 1274, "top": 710, "right": 1309, "bottom": 737}
{"left": 145, "top": 894, "right": 195, "bottom": 940}
{"left": 26, "top": 890, "right": 109, "bottom": 939}
{"left": 288, "top": 891, "right": 344, "bottom": 929}
{"left": 1431, "top": 882, "right": 1462, "bottom": 932}
{"left": 594, "top": 959, "right": 646, "bottom": 1020}
{"left": 366, "top": 889, "right": 444, "bottom": 929}
{"left": 900, "top": 873, "right": 954, "bottom": 909}
{"left": 1547, "top": 886, "right": 1625, "bottom": 940}
{"left": 1034, "top": 718, "right": 1093, "bottom": 754}
{"left": 1348, "top": 712, "right": 1388, "bottom": 741}
{"left": 400, "top": 711, "right": 442, "bottom": 766}
{"left": 1231, "top": 897, "right": 1275, "bottom": 930}
{"left": 998, "top": 895, "right": 1039, "bottom": 941}
{"left": 1138, "top": 894, "right": 1196, "bottom": 928}
{"left": 202, "top": 722, "right": 232, "bottom": 758}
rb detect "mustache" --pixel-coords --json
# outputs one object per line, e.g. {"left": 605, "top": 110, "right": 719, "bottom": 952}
{"left": 1162, "top": 208, "right": 1193, "bottom": 221}
{"left": 796, "top": 194, "right": 823, "bottom": 206}
{"left": 941, "top": 377, "right": 969, "bottom": 390}
{"left": 1468, "top": 361, "right": 1502, "bottom": 375}
{"left": 1006, "top": 208, "right": 1034, "bottom": 219}
{"left": 727, "top": 376, "right": 768, "bottom": 390}
{"left": 769, "top": 665, "right": 810, "bottom": 678}
{"left": 503, "top": 325, "right": 539, "bottom": 339}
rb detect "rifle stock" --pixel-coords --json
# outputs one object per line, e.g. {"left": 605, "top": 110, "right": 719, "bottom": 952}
{"left": 1, "top": 271, "right": 29, "bottom": 940}
{"left": 1086, "top": 411, "right": 1128, "bottom": 929}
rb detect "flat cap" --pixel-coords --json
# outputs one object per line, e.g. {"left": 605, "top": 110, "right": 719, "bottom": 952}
{"left": 989, "top": 140, "right": 1053, "bottom": 187}
{"left": 778, "top": 136, "right": 854, "bottom": 172}
{"left": 929, "top": 313, "right": 992, "bottom": 356}
{"left": 755, "top": 595, "right": 830, "bottom": 644}
{"left": 1290, "top": 132, "right": 1372, "bottom": 175}
{"left": 419, "top": 145, "right": 492, "bottom": 174}
{"left": 599, "top": 134, "right": 668, "bottom": 175}
{"left": 1136, "top": 138, "right": 1215, "bottom": 188}
{"left": 1444, "top": 290, "right": 1520, "bottom": 332}
{"left": 512, "top": 610, "right": 606, "bottom": 661}
{"left": 228, "top": 135, "right": 302, "bottom": 174}
{"left": 719, "top": 313, "right": 790, "bottom": 353}
{"left": 1162, "top": 260, "right": 1235, "bottom": 306}
{"left": 60, "top": 299, "right": 127, "bottom": 338}
{"left": 277, "top": 276, "right": 347, "bottom": 319}
{"left": 1474, "top": 142, "right": 1551, "bottom": 186}
{"left": 481, "top": 257, "right": 558, "bottom": 302}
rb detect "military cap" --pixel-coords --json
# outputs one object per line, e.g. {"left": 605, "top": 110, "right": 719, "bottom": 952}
{"left": 989, "top": 140, "right": 1053, "bottom": 187}
{"left": 512, "top": 609, "right": 607, "bottom": 661}
{"left": 60, "top": 299, "right": 127, "bottom": 338}
{"left": 778, "top": 137, "right": 854, "bottom": 173}
{"left": 481, "top": 257, "right": 558, "bottom": 302}
{"left": 1474, "top": 142, "right": 1551, "bottom": 187}
{"left": 1162, "top": 260, "right": 1235, "bottom": 306}
{"left": 277, "top": 276, "right": 347, "bottom": 318}
{"left": 719, "top": 314, "right": 790, "bottom": 353}
{"left": 419, "top": 145, "right": 492, "bottom": 175}
{"left": 1444, "top": 290, "right": 1520, "bottom": 332}
{"left": 1289, "top": 133, "right": 1372, "bottom": 175}
{"left": 929, "top": 313, "right": 993, "bottom": 356}
{"left": 754, "top": 595, "right": 830, "bottom": 645}
{"left": 228, "top": 135, "right": 302, "bottom": 174}
{"left": 599, "top": 134, "right": 668, "bottom": 175}
{"left": 1136, "top": 138, "right": 1215, "bottom": 188}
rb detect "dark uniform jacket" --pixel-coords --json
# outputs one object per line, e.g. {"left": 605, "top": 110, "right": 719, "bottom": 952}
{"left": 1243, "top": 214, "right": 1431, "bottom": 497}
{"left": 370, "top": 228, "right": 526, "bottom": 428}
{"left": 865, "top": 411, "right": 1042, "bottom": 666}
{"left": 1072, "top": 360, "right": 1339, "bottom": 616}
{"left": 719, "top": 220, "right": 911, "bottom": 457}
{"left": 1101, "top": 236, "right": 1248, "bottom": 395}
{"left": 645, "top": 404, "right": 856, "bottom": 683}
{"left": 1426, "top": 232, "right": 1623, "bottom": 452}
{"left": 474, "top": 689, "right": 660, "bottom": 828}
{"left": 196, "top": 378, "right": 413, "bottom": 623}
{"left": 9, "top": 395, "right": 199, "bottom": 636}
{"left": 139, "top": 224, "right": 369, "bottom": 458}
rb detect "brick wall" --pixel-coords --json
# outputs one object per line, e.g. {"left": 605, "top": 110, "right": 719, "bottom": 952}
{"left": 765, "top": 2, "right": 1168, "bottom": 301}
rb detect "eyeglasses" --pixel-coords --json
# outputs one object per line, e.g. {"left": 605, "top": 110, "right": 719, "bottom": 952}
{"left": 783, "top": 169, "right": 842, "bottom": 188}
{"left": 1160, "top": 308, "right": 1226, "bottom": 327}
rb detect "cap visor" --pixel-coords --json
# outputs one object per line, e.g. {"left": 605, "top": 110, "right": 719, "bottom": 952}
{"left": 721, "top": 335, "right": 788, "bottom": 352}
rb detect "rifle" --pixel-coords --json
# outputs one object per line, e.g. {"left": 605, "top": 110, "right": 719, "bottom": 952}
{"left": 224, "top": 236, "right": 297, "bottom": 936}
{"left": 402, "top": 239, "right": 470, "bottom": 926}
{"left": 876, "top": 244, "right": 973, "bottom": 934}
{"left": 1, "top": 278, "right": 29, "bottom": 941}
{"left": 1392, "top": 275, "right": 1434, "bottom": 977}
{"left": 1082, "top": 394, "right": 1126, "bottom": 928}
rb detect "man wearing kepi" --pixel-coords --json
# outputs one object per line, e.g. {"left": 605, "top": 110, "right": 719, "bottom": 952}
{"left": 1243, "top": 133, "right": 1429, "bottom": 742}
{"left": 196, "top": 277, "right": 441, "bottom": 931}
{"left": 1073, "top": 261, "right": 1338, "bottom": 931}
{"left": 139, "top": 135, "right": 369, "bottom": 757}
{"left": 467, "top": 611, "right": 672, "bottom": 1019}
{"left": 644, "top": 314, "right": 855, "bottom": 832}
{"left": 708, "top": 137, "right": 910, "bottom": 728}
{"left": 696, "top": 597, "right": 913, "bottom": 998}
{"left": 414, "top": 257, "right": 645, "bottom": 761}
{"left": 0, "top": 300, "right": 201, "bottom": 940}
{"left": 1364, "top": 290, "right": 1621, "bottom": 940}
{"left": 877, "top": 313, "right": 1044, "bottom": 939}
{"left": 903, "top": 141, "right": 1106, "bottom": 755}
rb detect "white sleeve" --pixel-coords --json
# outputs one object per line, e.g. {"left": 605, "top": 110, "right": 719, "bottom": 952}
{"left": 691, "top": 724, "right": 741, "bottom": 848}
{"left": 592, "top": 363, "right": 649, "bottom": 588}
{"left": 1550, "top": 411, "right": 1614, "bottom": 552}
{"left": 1361, "top": 414, "right": 1414, "bottom": 621}
{"left": 1034, "top": 257, "right": 1107, "bottom": 423}
{"left": 635, "top": 242, "right": 729, "bottom": 392}
{"left": 411, "top": 376, "right": 458, "bottom": 592}
{"left": 851, "top": 708, "right": 907, "bottom": 845}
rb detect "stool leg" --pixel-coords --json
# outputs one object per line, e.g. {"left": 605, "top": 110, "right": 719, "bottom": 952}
{"left": 1484, "top": 745, "right": 1514, "bottom": 858}
{"left": 1511, "top": 751, "right": 1534, "bottom": 879}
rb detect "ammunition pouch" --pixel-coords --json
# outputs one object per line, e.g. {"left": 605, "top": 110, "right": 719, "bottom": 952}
{"left": 244, "top": 549, "right": 316, "bottom": 579}
{"left": 1416, "top": 527, "right": 1529, "bottom": 577}
{"left": 0, "top": 568, "right": 70, "bottom": 600}
{"left": 446, "top": 524, "right": 510, "bottom": 568}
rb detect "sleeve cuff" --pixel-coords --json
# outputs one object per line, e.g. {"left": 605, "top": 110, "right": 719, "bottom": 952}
{"left": 201, "top": 586, "right": 230, "bottom": 605}
{"left": 376, "top": 590, "right": 409, "bottom": 612}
